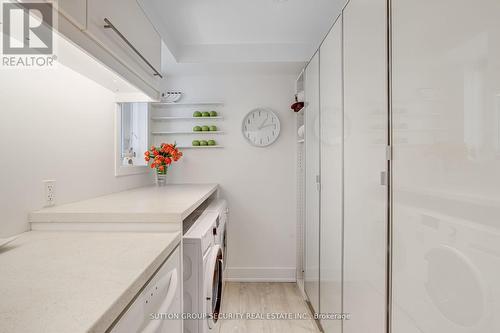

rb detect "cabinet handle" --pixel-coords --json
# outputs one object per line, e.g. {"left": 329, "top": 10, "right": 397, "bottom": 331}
{"left": 103, "top": 18, "right": 163, "bottom": 79}
{"left": 380, "top": 171, "right": 388, "bottom": 186}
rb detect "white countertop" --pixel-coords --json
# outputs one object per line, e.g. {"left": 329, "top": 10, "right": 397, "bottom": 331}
{"left": 0, "top": 231, "right": 180, "bottom": 333}
{"left": 30, "top": 184, "right": 218, "bottom": 224}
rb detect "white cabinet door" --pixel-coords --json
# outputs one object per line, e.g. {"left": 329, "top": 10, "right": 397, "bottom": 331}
{"left": 58, "top": 0, "right": 86, "bottom": 30}
{"left": 87, "top": 0, "right": 162, "bottom": 88}
{"left": 111, "top": 246, "right": 181, "bottom": 332}
{"left": 319, "top": 16, "right": 343, "bottom": 333}
{"left": 343, "top": 0, "right": 388, "bottom": 332}
{"left": 392, "top": 1, "right": 500, "bottom": 332}
{"left": 304, "top": 51, "right": 320, "bottom": 314}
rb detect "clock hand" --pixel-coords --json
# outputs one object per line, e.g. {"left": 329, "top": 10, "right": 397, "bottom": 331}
{"left": 258, "top": 117, "right": 267, "bottom": 130}
{"left": 261, "top": 123, "right": 275, "bottom": 129}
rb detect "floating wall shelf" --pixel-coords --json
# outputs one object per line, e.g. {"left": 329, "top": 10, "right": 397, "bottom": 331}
{"left": 177, "top": 145, "right": 224, "bottom": 149}
{"left": 152, "top": 131, "right": 225, "bottom": 135}
{"left": 150, "top": 100, "right": 225, "bottom": 148}
{"left": 152, "top": 101, "right": 224, "bottom": 107}
{"left": 151, "top": 116, "right": 224, "bottom": 121}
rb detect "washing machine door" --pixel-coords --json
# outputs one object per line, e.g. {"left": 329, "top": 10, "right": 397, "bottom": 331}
{"left": 216, "top": 221, "right": 227, "bottom": 270}
{"left": 222, "top": 227, "right": 227, "bottom": 269}
{"left": 204, "top": 245, "right": 223, "bottom": 331}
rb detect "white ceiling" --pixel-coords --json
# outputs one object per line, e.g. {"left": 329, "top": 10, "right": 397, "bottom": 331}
{"left": 138, "top": 0, "right": 344, "bottom": 74}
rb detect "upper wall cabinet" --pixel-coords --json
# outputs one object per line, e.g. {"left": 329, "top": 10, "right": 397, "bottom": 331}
{"left": 86, "top": 0, "right": 162, "bottom": 88}
{"left": 54, "top": 0, "right": 162, "bottom": 99}
{"left": 57, "top": 0, "right": 87, "bottom": 30}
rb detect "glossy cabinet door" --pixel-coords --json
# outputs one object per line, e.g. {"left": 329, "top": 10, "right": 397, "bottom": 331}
{"left": 343, "top": 0, "right": 388, "bottom": 332}
{"left": 319, "top": 17, "right": 343, "bottom": 333}
{"left": 392, "top": 1, "right": 500, "bottom": 332}
{"left": 304, "top": 51, "right": 320, "bottom": 314}
{"left": 57, "top": 0, "right": 87, "bottom": 30}
{"left": 86, "top": 0, "right": 162, "bottom": 89}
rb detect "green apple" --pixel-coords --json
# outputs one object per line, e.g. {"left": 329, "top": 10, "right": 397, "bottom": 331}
{"left": 193, "top": 111, "right": 202, "bottom": 117}
{"left": 192, "top": 140, "right": 200, "bottom": 146}
{"left": 202, "top": 112, "right": 211, "bottom": 117}
{"left": 201, "top": 125, "right": 210, "bottom": 131}
{"left": 208, "top": 140, "right": 216, "bottom": 146}
{"left": 209, "top": 111, "right": 218, "bottom": 117}
{"left": 199, "top": 140, "right": 208, "bottom": 146}
{"left": 209, "top": 125, "right": 218, "bottom": 131}
{"left": 193, "top": 126, "right": 202, "bottom": 132}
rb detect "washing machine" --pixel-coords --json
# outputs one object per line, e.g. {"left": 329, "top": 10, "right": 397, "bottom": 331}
{"left": 392, "top": 203, "right": 500, "bottom": 333}
{"left": 183, "top": 211, "right": 223, "bottom": 333}
{"left": 205, "top": 199, "right": 228, "bottom": 272}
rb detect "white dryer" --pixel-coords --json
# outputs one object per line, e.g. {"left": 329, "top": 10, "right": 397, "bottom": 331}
{"left": 183, "top": 211, "right": 223, "bottom": 333}
{"left": 204, "top": 199, "right": 228, "bottom": 272}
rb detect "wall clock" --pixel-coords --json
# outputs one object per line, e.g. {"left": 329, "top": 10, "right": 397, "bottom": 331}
{"left": 242, "top": 108, "right": 281, "bottom": 147}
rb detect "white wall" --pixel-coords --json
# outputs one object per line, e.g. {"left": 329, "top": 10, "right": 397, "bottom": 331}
{"left": 162, "top": 74, "right": 298, "bottom": 281}
{"left": 0, "top": 64, "right": 152, "bottom": 238}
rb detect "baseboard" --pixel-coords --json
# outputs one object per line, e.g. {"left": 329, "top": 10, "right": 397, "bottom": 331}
{"left": 225, "top": 267, "right": 296, "bottom": 282}
{"left": 296, "top": 278, "right": 308, "bottom": 299}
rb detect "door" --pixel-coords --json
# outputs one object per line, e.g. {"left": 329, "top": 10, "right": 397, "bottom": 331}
{"left": 319, "top": 16, "right": 343, "bottom": 333}
{"left": 206, "top": 246, "right": 223, "bottom": 331}
{"left": 391, "top": 0, "right": 500, "bottom": 332}
{"left": 343, "top": 0, "right": 388, "bottom": 332}
{"left": 304, "top": 51, "right": 320, "bottom": 314}
{"left": 86, "top": 0, "right": 161, "bottom": 88}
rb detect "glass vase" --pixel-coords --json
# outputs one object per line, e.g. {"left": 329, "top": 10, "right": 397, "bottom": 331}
{"left": 156, "top": 168, "right": 168, "bottom": 186}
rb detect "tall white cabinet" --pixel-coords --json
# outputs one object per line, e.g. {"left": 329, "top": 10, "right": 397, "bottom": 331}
{"left": 319, "top": 16, "right": 343, "bottom": 333}
{"left": 302, "top": 1, "right": 388, "bottom": 332}
{"left": 391, "top": 0, "right": 500, "bottom": 332}
{"left": 342, "top": 0, "right": 388, "bottom": 332}
{"left": 302, "top": 1, "right": 500, "bottom": 333}
{"left": 304, "top": 52, "right": 321, "bottom": 314}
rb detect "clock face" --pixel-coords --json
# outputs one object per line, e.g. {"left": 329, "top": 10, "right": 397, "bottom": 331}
{"left": 242, "top": 108, "right": 281, "bottom": 147}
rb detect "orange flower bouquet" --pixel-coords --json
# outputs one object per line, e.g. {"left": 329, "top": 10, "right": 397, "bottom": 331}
{"left": 144, "top": 143, "right": 183, "bottom": 186}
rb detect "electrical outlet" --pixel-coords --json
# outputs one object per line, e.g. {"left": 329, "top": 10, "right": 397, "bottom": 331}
{"left": 43, "top": 180, "right": 56, "bottom": 207}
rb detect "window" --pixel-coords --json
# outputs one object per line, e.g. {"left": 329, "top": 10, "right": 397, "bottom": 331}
{"left": 115, "top": 102, "right": 149, "bottom": 176}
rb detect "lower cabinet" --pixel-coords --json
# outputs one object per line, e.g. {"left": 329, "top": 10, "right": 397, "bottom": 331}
{"left": 110, "top": 246, "right": 182, "bottom": 333}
